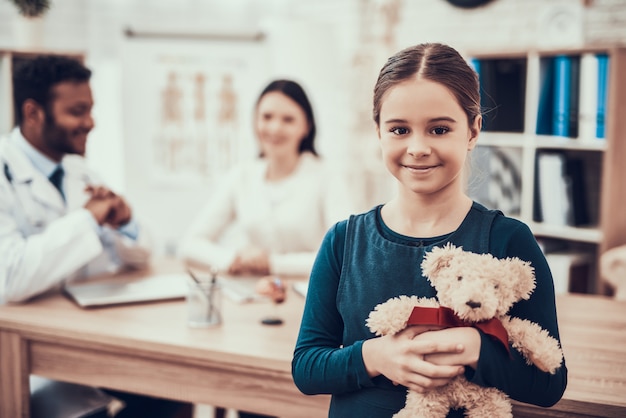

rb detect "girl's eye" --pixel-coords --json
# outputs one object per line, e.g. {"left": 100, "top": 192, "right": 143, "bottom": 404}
{"left": 431, "top": 126, "right": 449, "bottom": 135}
{"left": 390, "top": 127, "right": 409, "bottom": 136}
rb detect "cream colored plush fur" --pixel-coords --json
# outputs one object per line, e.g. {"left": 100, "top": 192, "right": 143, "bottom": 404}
{"left": 366, "top": 243, "right": 564, "bottom": 418}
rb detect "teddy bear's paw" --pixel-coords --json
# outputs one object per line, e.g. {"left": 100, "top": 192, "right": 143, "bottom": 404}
{"left": 505, "top": 317, "right": 564, "bottom": 374}
{"left": 526, "top": 342, "right": 564, "bottom": 374}
{"left": 366, "top": 296, "right": 437, "bottom": 336}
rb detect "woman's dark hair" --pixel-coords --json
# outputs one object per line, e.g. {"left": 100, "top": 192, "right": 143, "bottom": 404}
{"left": 373, "top": 43, "right": 481, "bottom": 128}
{"left": 12, "top": 55, "right": 91, "bottom": 126}
{"left": 257, "top": 79, "right": 317, "bottom": 156}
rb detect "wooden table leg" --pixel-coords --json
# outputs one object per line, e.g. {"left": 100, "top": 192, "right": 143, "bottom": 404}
{"left": 0, "top": 330, "right": 30, "bottom": 418}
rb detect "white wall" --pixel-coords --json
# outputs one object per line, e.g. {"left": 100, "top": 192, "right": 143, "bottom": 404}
{"left": 1, "top": 0, "right": 625, "bottom": 253}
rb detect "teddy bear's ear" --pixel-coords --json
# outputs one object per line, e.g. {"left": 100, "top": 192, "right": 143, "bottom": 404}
{"left": 506, "top": 257, "right": 536, "bottom": 300}
{"left": 421, "top": 243, "right": 462, "bottom": 277}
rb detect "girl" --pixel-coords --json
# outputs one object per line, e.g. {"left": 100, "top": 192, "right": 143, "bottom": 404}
{"left": 292, "top": 43, "right": 567, "bottom": 417}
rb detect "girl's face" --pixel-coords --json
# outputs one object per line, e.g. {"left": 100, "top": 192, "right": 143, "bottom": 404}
{"left": 255, "top": 91, "right": 309, "bottom": 160}
{"left": 377, "top": 77, "right": 480, "bottom": 197}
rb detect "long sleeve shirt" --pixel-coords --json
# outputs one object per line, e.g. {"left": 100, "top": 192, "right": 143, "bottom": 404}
{"left": 178, "top": 152, "right": 356, "bottom": 276}
{"left": 292, "top": 203, "right": 567, "bottom": 417}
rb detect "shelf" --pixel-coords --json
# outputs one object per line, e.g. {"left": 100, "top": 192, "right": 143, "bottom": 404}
{"left": 478, "top": 133, "right": 607, "bottom": 151}
{"left": 528, "top": 222, "right": 602, "bottom": 244}
{"left": 533, "top": 136, "right": 607, "bottom": 151}
{"left": 468, "top": 46, "right": 626, "bottom": 295}
{"left": 478, "top": 132, "right": 527, "bottom": 147}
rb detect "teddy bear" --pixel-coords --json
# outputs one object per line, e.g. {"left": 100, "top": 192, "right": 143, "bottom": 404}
{"left": 366, "top": 243, "right": 564, "bottom": 418}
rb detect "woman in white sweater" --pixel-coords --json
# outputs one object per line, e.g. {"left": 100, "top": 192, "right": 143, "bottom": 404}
{"left": 178, "top": 79, "right": 354, "bottom": 279}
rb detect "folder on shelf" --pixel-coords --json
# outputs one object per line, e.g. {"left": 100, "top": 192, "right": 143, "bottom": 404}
{"left": 537, "top": 152, "right": 572, "bottom": 226}
{"left": 476, "top": 58, "right": 526, "bottom": 133}
{"left": 536, "top": 57, "right": 555, "bottom": 135}
{"left": 578, "top": 53, "right": 599, "bottom": 141}
{"left": 536, "top": 152, "right": 590, "bottom": 227}
{"left": 552, "top": 55, "right": 572, "bottom": 137}
{"left": 568, "top": 56, "right": 581, "bottom": 139}
{"left": 596, "top": 53, "right": 610, "bottom": 139}
{"left": 565, "top": 158, "right": 590, "bottom": 226}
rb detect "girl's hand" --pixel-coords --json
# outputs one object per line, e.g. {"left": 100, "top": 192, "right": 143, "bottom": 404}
{"left": 418, "top": 327, "right": 482, "bottom": 370}
{"left": 362, "top": 326, "right": 466, "bottom": 393}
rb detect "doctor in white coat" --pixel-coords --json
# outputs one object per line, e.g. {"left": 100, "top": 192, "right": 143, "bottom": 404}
{"left": 1, "top": 55, "right": 191, "bottom": 418}
{"left": 0, "top": 127, "right": 151, "bottom": 303}
{"left": 0, "top": 57, "right": 151, "bottom": 304}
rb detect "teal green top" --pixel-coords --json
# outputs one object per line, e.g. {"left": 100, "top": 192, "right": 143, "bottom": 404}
{"left": 292, "top": 202, "right": 567, "bottom": 417}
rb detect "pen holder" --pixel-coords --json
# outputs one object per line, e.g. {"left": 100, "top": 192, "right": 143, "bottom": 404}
{"left": 187, "top": 279, "right": 222, "bottom": 328}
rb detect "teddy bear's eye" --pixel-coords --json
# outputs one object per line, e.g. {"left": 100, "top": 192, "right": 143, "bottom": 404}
{"left": 457, "top": 276, "right": 463, "bottom": 281}
{"left": 494, "top": 284, "right": 499, "bottom": 289}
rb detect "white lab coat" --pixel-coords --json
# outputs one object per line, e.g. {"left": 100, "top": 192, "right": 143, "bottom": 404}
{"left": 0, "top": 128, "right": 151, "bottom": 304}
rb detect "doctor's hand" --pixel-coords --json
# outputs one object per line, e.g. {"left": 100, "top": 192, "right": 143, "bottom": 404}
{"left": 84, "top": 194, "right": 115, "bottom": 225}
{"left": 83, "top": 185, "right": 132, "bottom": 228}
{"left": 104, "top": 195, "right": 132, "bottom": 229}
{"left": 361, "top": 326, "right": 465, "bottom": 393}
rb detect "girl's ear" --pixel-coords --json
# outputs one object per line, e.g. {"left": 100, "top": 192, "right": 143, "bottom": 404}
{"left": 375, "top": 123, "right": 381, "bottom": 139}
{"left": 468, "top": 115, "right": 481, "bottom": 150}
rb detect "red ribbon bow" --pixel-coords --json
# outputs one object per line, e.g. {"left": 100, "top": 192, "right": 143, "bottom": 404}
{"left": 407, "top": 305, "right": 510, "bottom": 354}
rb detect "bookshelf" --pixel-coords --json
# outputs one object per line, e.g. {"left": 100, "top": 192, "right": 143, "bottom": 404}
{"left": 467, "top": 46, "right": 626, "bottom": 295}
{"left": 0, "top": 49, "right": 85, "bottom": 136}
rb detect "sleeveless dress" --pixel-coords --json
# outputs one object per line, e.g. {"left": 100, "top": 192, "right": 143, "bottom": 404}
{"left": 331, "top": 202, "right": 499, "bottom": 417}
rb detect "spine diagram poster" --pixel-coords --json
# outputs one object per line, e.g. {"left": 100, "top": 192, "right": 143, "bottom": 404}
{"left": 122, "top": 37, "right": 267, "bottom": 187}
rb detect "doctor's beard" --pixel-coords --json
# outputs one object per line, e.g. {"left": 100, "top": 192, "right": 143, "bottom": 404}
{"left": 42, "top": 112, "right": 90, "bottom": 157}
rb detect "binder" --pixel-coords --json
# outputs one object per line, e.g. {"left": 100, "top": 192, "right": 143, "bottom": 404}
{"left": 565, "top": 158, "right": 589, "bottom": 226}
{"left": 567, "top": 56, "right": 581, "bottom": 139}
{"left": 537, "top": 152, "right": 571, "bottom": 226}
{"left": 536, "top": 57, "right": 555, "bottom": 135}
{"left": 552, "top": 55, "right": 572, "bottom": 137}
{"left": 578, "top": 53, "right": 599, "bottom": 141}
{"left": 476, "top": 58, "right": 526, "bottom": 132}
{"left": 596, "top": 53, "right": 610, "bottom": 139}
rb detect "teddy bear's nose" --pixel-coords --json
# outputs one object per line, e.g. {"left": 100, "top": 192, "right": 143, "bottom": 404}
{"left": 466, "top": 300, "right": 481, "bottom": 309}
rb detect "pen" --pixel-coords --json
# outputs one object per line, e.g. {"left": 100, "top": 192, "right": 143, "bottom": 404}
{"left": 187, "top": 268, "right": 203, "bottom": 284}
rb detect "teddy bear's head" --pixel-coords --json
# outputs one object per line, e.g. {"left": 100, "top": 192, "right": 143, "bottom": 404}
{"left": 421, "top": 243, "right": 535, "bottom": 323}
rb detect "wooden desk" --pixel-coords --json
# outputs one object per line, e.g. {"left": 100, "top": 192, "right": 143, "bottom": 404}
{"left": 1, "top": 264, "right": 625, "bottom": 417}
{"left": 512, "top": 293, "right": 626, "bottom": 418}
{"left": 0, "top": 262, "right": 330, "bottom": 418}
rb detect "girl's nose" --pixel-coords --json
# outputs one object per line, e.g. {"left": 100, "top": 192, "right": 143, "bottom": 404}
{"left": 406, "top": 134, "right": 431, "bottom": 158}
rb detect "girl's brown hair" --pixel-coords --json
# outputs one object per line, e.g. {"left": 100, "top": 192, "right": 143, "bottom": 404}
{"left": 373, "top": 43, "right": 481, "bottom": 128}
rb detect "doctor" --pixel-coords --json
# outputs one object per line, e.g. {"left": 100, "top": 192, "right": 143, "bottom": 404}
{"left": 0, "top": 55, "right": 150, "bottom": 303}
{"left": 0, "top": 56, "right": 191, "bottom": 417}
